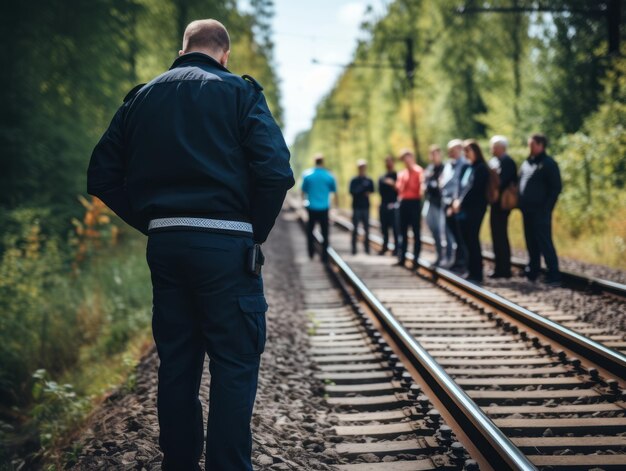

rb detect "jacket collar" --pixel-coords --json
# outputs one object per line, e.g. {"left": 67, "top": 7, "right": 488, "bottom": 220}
{"left": 528, "top": 151, "right": 546, "bottom": 163}
{"left": 170, "top": 52, "right": 230, "bottom": 72}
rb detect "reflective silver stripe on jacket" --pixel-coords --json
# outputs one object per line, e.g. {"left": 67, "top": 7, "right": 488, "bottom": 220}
{"left": 148, "top": 217, "right": 253, "bottom": 234}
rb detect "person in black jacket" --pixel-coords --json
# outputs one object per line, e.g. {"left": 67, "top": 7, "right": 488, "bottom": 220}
{"left": 452, "top": 140, "right": 489, "bottom": 283}
{"left": 378, "top": 156, "right": 399, "bottom": 255}
{"left": 488, "top": 135, "right": 517, "bottom": 278}
{"left": 519, "top": 133, "right": 562, "bottom": 285}
{"left": 87, "top": 20, "right": 294, "bottom": 471}
{"left": 349, "top": 159, "right": 374, "bottom": 254}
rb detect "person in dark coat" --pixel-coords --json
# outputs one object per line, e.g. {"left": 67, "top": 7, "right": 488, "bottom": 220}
{"left": 488, "top": 135, "right": 517, "bottom": 278}
{"left": 452, "top": 140, "right": 489, "bottom": 283}
{"left": 519, "top": 133, "right": 562, "bottom": 285}
{"left": 87, "top": 20, "right": 294, "bottom": 471}
{"left": 378, "top": 155, "right": 399, "bottom": 255}
{"left": 349, "top": 160, "right": 374, "bottom": 254}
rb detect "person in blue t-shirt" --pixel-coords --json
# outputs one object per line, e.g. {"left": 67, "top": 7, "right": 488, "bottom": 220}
{"left": 301, "top": 154, "right": 337, "bottom": 261}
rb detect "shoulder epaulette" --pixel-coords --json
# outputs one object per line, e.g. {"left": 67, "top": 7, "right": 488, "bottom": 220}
{"left": 123, "top": 83, "right": 146, "bottom": 103}
{"left": 242, "top": 74, "right": 264, "bottom": 92}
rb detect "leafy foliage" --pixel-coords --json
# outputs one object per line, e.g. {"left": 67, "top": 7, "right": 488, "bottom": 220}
{"left": 0, "top": 0, "right": 283, "bottom": 216}
{"left": 0, "top": 0, "right": 282, "bottom": 465}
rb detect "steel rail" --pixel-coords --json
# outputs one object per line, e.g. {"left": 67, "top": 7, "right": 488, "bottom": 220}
{"left": 336, "top": 209, "right": 626, "bottom": 298}
{"left": 333, "top": 215, "right": 626, "bottom": 381}
{"left": 289, "top": 209, "right": 536, "bottom": 471}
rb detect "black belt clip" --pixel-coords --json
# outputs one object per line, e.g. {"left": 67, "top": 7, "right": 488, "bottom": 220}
{"left": 247, "top": 243, "right": 265, "bottom": 277}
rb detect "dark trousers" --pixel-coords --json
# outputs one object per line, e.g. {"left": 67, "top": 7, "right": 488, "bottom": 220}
{"left": 379, "top": 204, "right": 398, "bottom": 251}
{"left": 446, "top": 211, "right": 467, "bottom": 268}
{"left": 398, "top": 199, "right": 421, "bottom": 263}
{"left": 522, "top": 209, "right": 560, "bottom": 279}
{"left": 459, "top": 208, "right": 486, "bottom": 281}
{"left": 490, "top": 205, "right": 512, "bottom": 276}
{"left": 147, "top": 231, "right": 266, "bottom": 471}
{"left": 351, "top": 207, "right": 370, "bottom": 253}
{"left": 306, "top": 208, "right": 329, "bottom": 261}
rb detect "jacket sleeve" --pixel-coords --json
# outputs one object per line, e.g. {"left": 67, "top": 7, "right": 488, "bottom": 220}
{"left": 459, "top": 164, "right": 488, "bottom": 209}
{"left": 545, "top": 159, "right": 562, "bottom": 210}
{"left": 86, "top": 105, "right": 148, "bottom": 235}
{"left": 241, "top": 90, "right": 295, "bottom": 243}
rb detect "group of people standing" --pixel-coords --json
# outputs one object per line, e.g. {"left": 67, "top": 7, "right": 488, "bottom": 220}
{"left": 301, "top": 133, "right": 563, "bottom": 286}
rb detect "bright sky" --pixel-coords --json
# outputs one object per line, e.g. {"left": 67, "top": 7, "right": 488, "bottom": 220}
{"left": 272, "top": 1, "right": 388, "bottom": 145}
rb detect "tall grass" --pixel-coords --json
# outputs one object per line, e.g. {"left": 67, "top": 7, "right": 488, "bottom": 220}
{"left": 0, "top": 199, "right": 152, "bottom": 467}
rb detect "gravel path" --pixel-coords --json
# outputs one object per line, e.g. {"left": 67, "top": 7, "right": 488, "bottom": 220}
{"left": 419, "top": 238, "right": 626, "bottom": 337}
{"left": 70, "top": 215, "right": 337, "bottom": 470}
{"left": 504, "top": 244, "right": 626, "bottom": 285}
{"left": 483, "top": 275, "right": 626, "bottom": 337}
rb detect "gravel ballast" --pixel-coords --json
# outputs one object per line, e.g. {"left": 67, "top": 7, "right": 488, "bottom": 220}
{"left": 71, "top": 215, "right": 337, "bottom": 470}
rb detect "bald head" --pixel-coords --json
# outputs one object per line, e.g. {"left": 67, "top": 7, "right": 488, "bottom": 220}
{"left": 180, "top": 19, "right": 231, "bottom": 66}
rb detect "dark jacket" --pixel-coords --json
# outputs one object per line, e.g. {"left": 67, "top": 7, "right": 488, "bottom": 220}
{"left": 87, "top": 52, "right": 294, "bottom": 242}
{"left": 491, "top": 154, "right": 517, "bottom": 191}
{"left": 458, "top": 161, "right": 489, "bottom": 213}
{"left": 489, "top": 154, "right": 517, "bottom": 209}
{"left": 378, "top": 171, "right": 397, "bottom": 206}
{"left": 518, "top": 152, "right": 561, "bottom": 212}
{"left": 349, "top": 176, "right": 374, "bottom": 209}
{"left": 424, "top": 163, "right": 444, "bottom": 207}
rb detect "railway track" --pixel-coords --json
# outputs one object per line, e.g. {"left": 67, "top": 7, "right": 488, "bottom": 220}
{"left": 288, "top": 216, "right": 486, "bottom": 470}
{"left": 287, "top": 205, "right": 626, "bottom": 470}
{"left": 335, "top": 209, "right": 626, "bottom": 299}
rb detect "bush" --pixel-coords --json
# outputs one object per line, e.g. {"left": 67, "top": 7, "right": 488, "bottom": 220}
{"left": 30, "top": 369, "right": 90, "bottom": 450}
{"left": 0, "top": 198, "right": 152, "bottom": 464}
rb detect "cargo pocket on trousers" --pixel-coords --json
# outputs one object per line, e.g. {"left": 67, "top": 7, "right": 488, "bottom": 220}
{"left": 237, "top": 294, "right": 268, "bottom": 354}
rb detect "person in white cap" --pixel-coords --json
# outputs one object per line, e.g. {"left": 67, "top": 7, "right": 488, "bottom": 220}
{"left": 349, "top": 159, "right": 374, "bottom": 254}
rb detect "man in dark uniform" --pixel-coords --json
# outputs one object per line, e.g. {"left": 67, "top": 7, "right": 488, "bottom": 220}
{"left": 87, "top": 19, "right": 294, "bottom": 471}
{"left": 488, "top": 135, "right": 517, "bottom": 278}
{"left": 349, "top": 159, "right": 374, "bottom": 255}
{"left": 519, "top": 133, "right": 562, "bottom": 286}
{"left": 378, "top": 155, "right": 398, "bottom": 255}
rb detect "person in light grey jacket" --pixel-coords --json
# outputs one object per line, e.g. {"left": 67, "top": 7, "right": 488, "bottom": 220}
{"left": 440, "top": 139, "right": 468, "bottom": 270}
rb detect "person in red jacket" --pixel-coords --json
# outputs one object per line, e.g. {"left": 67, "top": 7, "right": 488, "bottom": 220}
{"left": 395, "top": 149, "right": 424, "bottom": 269}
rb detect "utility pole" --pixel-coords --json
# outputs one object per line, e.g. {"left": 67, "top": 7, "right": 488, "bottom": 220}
{"left": 404, "top": 37, "right": 422, "bottom": 165}
{"left": 312, "top": 33, "right": 426, "bottom": 166}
